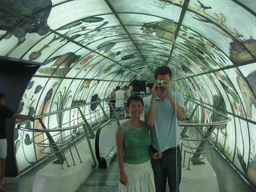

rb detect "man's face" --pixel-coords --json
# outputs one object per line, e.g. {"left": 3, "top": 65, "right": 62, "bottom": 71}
{"left": 157, "top": 74, "right": 171, "bottom": 81}
{"left": 0, "top": 98, "right": 5, "bottom": 105}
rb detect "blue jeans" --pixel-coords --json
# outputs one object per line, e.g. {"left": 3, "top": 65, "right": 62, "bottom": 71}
{"left": 151, "top": 146, "right": 182, "bottom": 192}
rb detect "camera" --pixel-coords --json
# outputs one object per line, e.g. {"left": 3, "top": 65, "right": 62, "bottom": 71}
{"left": 157, "top": 80, "right": 164, "bottom": 87}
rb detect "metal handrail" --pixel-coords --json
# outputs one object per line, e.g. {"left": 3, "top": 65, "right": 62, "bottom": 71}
{"left": 18, "top": 122, "right": 84, "bottom": 132}
{"left": 16, "top": 98, "right": 110, "bottom": 124}
{"left": 180, "top": 98, "right": 231, "bottom": 127}
{"left": 16, "top": 95, "right": 231, "bottom": 171}
{"left": 16, "top": 98, "right": 112, "bottom": 169}
{"left": 179, "top": 98, "right": 231, "bottom": 168}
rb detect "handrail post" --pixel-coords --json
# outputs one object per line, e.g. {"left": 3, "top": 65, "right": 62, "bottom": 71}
{"left": 78, "top": 107, "right": 97, "bottom": 168}
{"left": 98, "top": 102, "right": 109, "bottom": 121}
{"left": 180, "top": 98, "right": 231, "bottom": 166}
{"left": 191, "top": 125, "right": 214, "bottom": 164}
{"left": 109, "top": 99, "right": 120, "bottom": 126}
{"left": 78, "top": 108, "right": 95, "bottom": 138}
{"left": 184, "top": 99, "right": 189, "bottom": 107}
{"left": 38, "top": 118, "right": 65, "bottom": 164}
{"left": 180, "top": 104, "right": 199, "bottom": 138}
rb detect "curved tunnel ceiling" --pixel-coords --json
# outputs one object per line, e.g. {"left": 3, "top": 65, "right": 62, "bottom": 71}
{"left": 1, "top": 0, "right": 255, "bottom": 82}
{"left": 1, "top": 0, "right": 256, "bottom": 187}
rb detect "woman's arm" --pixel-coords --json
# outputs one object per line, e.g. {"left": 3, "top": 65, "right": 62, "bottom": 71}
{"left": 13, "top": 113, "right": 35, "bottom": 121}
{"left": 116, "top": 132, "right": 127, "bottom": 185}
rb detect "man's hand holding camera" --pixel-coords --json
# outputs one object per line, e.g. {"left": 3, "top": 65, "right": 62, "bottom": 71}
{"left": 152, "top": 79, "right": 172, "bottom": 99}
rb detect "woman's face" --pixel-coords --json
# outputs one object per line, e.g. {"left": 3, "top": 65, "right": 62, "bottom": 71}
{"left": 127, "top": 99, "right": 144, "bottom": 118}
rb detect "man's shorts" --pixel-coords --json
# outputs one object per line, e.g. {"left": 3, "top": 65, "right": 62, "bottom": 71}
{"left": 0, "top": 139, "right": 7, "bottom": 158}
{"left": 115, "top": 107, "right": 124, "bottom": 114}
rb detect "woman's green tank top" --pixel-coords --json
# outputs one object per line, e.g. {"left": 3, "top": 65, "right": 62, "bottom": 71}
{"left": 118, "top": 122, "right": 151, "bottom": 164}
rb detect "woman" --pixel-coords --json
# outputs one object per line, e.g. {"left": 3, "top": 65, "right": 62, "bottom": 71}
{"left": 116, "top": 95, "right": 157, "bottom": 192}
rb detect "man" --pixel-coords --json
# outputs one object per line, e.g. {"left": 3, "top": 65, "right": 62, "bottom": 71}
{"left": 143, "top": 66, "right": 185, "bottom": 192}
{"left": 113, "top": 86, "right": 128, "bottom": 120}
{"left": 0, "top": 93, "right": 35, "bottom": 190}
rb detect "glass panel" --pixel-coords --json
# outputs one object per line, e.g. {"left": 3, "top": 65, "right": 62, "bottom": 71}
{"left": 21, "top": 33, "right": 66, "bottom": 63}
{"left": 15, "top": 120, "right": 36, "bottom": 173}
{"left": 217, "top": 115, "right": 235, "bottom": 156}
{"left": 34, "top": 78, "right": 61, "bottom": 159}
{"left": 183, "top": 0, "right": 256, "bottom": 63}
{"left": 15, "top": 77, "right": 49, "bottom": 172}
{"left": 174, "top": 46, "right": 209, "bottom": 74}
{"left": 201, "top": 74, "right": 219, "bottom": 103}
{"left": 214, "top": 70, "right": 245, "bottom": 118}
{"left": 179, "top": 79, "right": 195, "bottom": 99}
{"left": 0, "top": 3, "right": 52, "bottom": 58}
{"left": 76, "top": 25, "right": 126, "bottom": 47}
{"left": 110, "top": 0, "right": 182, "bottom": 22}
{"left": 232, "top": 118, "right": 250, "bottom": 175}
{"left": 48, "top": 0, "right": 112, "bottom": 30}
{"left": 35, "top": 43, "right": 82, "bottom": 77}
{"left": 193, "top": 76, "right": 210, "bottom": 103}
{"left": 66, "top": 51, "right": 94, "bottom": 78}
{"left": 87, "top": 37, "right": 133, "bottom": 55}
{"left": 172, "top": 51, "right": 203, "bottom": 76}
{"left": 224, "top": 68, "right": 247, "bottom": 119}
{"left": 210, "top": 72, "right": 230, "bottom": 105}
{"left": 128, "top": 21, "right": 175, "bottom": 44}
{"left": 238, "top": 63, "right": 256, "bottom": 122}
{"left": 248, "top": 122, "right": 256, "bottom": 186}
{"left": 48, "top": 79, "right": 74, "bottom": 144}
{"left": 73, "top": 80, "right": 91, "bottom": 105}
{"left": 120, "top": 13, "right": 163, "bottom": 26}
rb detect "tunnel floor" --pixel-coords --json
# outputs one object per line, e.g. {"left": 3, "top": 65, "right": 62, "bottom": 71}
{"left": 2, "top": 120, "right": 256, "bottom": 192}
{"left": 3, "top": 144, "right": 256, "bottom": 192}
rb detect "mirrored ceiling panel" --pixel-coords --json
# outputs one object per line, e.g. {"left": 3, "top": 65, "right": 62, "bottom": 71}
{"left": 48, "top": 0, "right": 112, "bottom": 29}
{"left": 108, "top": 0, "right": 182, "bottom": 22}
{"left": 75, "top": 25, "right": 127, "bottom": 47}
{"left": 182, "top": 0, "right": 256, "bottom": 64}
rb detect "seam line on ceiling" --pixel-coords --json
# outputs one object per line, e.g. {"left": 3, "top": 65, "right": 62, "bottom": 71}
{"left": 165, "top": 0, "right": 190, "bottom": 66}
{"left": 104, "top": 0, "right": 155, "bottom": 74}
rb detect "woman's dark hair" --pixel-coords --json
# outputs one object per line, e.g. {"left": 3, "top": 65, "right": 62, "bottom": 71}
{"left": 126, "top": 95, "right": 144, "bottom": 108}
{"left": 116, "top": 86, "right": 120, "bottom": 90}
{"left": 0, "top": 93, "right": 6, "bottom": 100}
{"left": 154, "top": 66, "right": 172, "bottom": 79}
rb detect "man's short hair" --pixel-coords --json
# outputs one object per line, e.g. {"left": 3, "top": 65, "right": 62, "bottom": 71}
{"left": 0, "top": 93, "right": 6, "bottom": 100}
{"left": 154, "top": 66, "right": 172, "bottom": 79}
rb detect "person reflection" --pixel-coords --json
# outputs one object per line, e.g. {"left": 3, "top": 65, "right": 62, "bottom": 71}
{"left": 113, "top": 86, "right": 128, "bottom": 120}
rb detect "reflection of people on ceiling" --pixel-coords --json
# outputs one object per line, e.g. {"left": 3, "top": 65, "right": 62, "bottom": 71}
{"left": 113, "top": 86, "right": 129, "bottom": 120}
